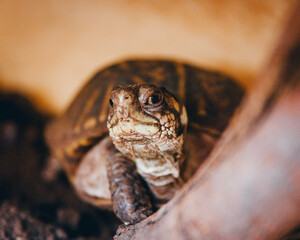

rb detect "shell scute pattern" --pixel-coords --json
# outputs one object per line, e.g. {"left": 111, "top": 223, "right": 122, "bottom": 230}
{"left": 46, "top": 59, "right": 244, "bottom": 178}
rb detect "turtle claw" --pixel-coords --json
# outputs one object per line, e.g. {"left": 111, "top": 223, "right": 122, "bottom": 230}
{"left": 128, "top": 207, "right": 153, "bottom": 225}
{"left": 115, "top": 223, "right": 135, "bottom": 239}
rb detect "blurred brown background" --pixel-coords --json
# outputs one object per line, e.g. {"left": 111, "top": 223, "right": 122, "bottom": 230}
{"left": 0, "top": 0, "right": 295, "bottom": 113}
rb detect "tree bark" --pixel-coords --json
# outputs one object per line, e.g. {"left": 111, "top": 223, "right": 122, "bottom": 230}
{"left": 115, "top": 2, "right": 300, "bottom": 240}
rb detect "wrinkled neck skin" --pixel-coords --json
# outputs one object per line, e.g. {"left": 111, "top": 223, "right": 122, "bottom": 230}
{"left": 111, "top": 132, "right": 184, "bottom": 200}
{"left": 113, "top": 131, "right": 184, "bottom": 178}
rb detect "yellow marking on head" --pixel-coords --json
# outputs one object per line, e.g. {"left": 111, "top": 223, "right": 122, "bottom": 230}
{"left": 180, "top": 106, "right": 188, "bottom": 126}
{"left": 84, "top": 117, "right": 97, "bottom": 129}
{"left": 74, "top": 89, "right": 100, "bottom": 131}
{"left": 99, "top": 83, "right": 113, "bottom": 122}
{"left": 176, "top": 63, "right": 186, "bottom": 102}
{"left": 165, "top": 96, "right": 180, "bottom": 113}
{"left": 171, "top": 98, "right": 180, "bottom": 112}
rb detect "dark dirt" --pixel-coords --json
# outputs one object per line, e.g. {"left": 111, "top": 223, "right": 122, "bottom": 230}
{"left": 0, "top": 92, "right": 120, "bottom": 240}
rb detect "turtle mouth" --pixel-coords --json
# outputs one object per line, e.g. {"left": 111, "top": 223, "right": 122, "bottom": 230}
{"left": 110, "top": 119, "right": 160, "bottom": 138}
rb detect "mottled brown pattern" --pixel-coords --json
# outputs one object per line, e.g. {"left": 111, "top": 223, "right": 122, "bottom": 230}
{"left": 46, "top": 60, "right": 243, "bottom": 176}
{"left": 45, "top": 59, "right": 244, "bottom": 225}
{"left": 98, "top": 83, "right": 114, "bottom": 123}
{"left": 74, "top": 89, "right": 100, "bottom": 132}
{"left": 106, "top": 142, "right": 153, "bottom": 225}
{"left": 107, "top": 84, "right": 186, "bottom": 201}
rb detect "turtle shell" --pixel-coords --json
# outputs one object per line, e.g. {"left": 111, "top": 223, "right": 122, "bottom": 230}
{"left": 45, "top": 59, "right": 244, "bottom": 176}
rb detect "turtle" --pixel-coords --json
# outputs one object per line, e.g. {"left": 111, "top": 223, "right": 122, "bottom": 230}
{"left": 45, "top": 59, "right": 244, "bottom": 225}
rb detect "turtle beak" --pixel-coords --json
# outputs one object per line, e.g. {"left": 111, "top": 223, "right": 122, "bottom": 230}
{"left": 107, "top": 88, "right": 136, "bottom": 128}
{"left": 107, "top": 113, "right": 118, "bottom": 128}
{"left": 108, "top": 86, "right": 160, "bottom": 138}
{"left": 110, "top": 89, "right": 137, "bottom": 121}
{"left": 111, "top": 120, "right": 159, "bottom": 137}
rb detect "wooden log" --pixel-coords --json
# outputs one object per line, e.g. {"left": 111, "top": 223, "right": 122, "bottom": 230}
{"left": 115, "top": 2, "right": 300, "bottom": 240}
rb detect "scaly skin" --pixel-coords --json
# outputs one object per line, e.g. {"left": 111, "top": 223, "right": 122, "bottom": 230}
{"left": 106, "top": 141, "right": 153, "bottom": 225}
{"left": 107, "top": 84, "right": 187, "bottom": 202}
{"left": 45, "top": 60, "right": 244, "bottom": 225}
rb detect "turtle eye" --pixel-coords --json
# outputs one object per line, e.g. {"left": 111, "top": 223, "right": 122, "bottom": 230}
{"left": 109, "top": 99, "right": 114, "bottom": 107}
{"left": 146, "top": 92, "right": 162, "bottom": 105}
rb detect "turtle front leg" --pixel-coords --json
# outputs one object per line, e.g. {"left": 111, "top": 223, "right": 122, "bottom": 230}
{"left": 106, "top": 145, "right": 153, "bottom": 225}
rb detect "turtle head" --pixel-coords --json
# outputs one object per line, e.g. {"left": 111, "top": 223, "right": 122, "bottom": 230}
{"left": 107, "top": 84, "right": 188, "bottom": 160}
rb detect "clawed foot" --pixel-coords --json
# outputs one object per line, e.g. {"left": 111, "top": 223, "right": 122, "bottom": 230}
{"left": 107, "top": 148, "right": 153, "bottom": 225}
{"left": 126, "top": 207, "right": 152, "bottom": 225}
{"left": 115, "top": 223, "right": 133, "bottom": 238}
{"left": 119, "top": 204, "right": 153, "bottom": 225}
